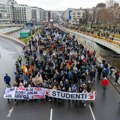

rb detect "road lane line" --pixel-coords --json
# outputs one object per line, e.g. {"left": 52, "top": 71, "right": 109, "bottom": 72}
{"left": 50, "top": 108, "right": 53, "bottom": 120}
{"left": 9, "top": 51, "right": 23, "bottom": 55}
{"left": 89, "top": 105, "right": 96, "bottom": 120}
{"left": 5, "top": 40, "right": 22, "bottom": 51}
{"left": 6, "top": 106, "right": 14, "bottom": 118}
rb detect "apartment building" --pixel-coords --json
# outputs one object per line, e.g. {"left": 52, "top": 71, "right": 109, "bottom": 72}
{"left": 62, "top": 8, "right": 85, "bottom": 25}
{"left": 72, "top": 9, "right": 85, "bottom": 24}
{"left": 44, "top": 10, "right": 48, "bottom": 22}
{"left": 31, "top": 7, "right": 40, "bottom": 24}
{"left": 0, "top": 0, "right": 14, "bottom": 23}
{"left": 13, "top": 4, "right": 32, "bottom": 24}
{"left": 0, "top": 0, "right": 49, "bottom": 24}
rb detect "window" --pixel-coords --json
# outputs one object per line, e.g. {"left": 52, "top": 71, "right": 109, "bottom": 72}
{"left": 73, "top": 13, "right": 75, "bottom": 15}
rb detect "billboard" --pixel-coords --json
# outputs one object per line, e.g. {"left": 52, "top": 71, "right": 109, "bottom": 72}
{"left": 69, "top": 10, "right": 72, "bottom": 20}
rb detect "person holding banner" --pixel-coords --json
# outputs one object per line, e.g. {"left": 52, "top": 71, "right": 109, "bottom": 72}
{"left": 79, "top": 84, "right": 87, "bottom": 106}
{"left": 5, "top": 84, "right": 11, "bottom": 104}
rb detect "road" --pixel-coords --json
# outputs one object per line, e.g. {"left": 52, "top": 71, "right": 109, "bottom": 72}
{"left": 0, "top": 36, "right": 120, "bottom": 120}
{"left": 0, "top": 37, "right": 23, "bottom": 119}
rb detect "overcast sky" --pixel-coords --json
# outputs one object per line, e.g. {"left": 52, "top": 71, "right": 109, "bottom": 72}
{"left": 16, "top": 0, "right": 116, "bottom": 10}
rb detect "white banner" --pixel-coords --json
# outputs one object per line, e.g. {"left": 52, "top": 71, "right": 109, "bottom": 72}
{"left": 4, "top": 87, "right": 45, "bottom": 100}
{"left": 4, "top": 87, "right": 95, "bottom": 101}
{"left": 45, "top": 89, "right": 95, "bottom": 101}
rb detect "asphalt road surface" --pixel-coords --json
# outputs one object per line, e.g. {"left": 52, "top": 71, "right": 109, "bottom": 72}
{"left": 0, "top": 37, "right": 120, "bottom": 120}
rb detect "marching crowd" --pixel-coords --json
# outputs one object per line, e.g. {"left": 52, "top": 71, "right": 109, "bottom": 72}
{"left": 4, "top": 26, "right": 120, "bottom": 104}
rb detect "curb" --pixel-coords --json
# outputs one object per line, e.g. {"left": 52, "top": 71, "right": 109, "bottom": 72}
{"left": 108, "top": 76, "right": 120, "bottom": 94}
{"left": 0, "top": 33, "right": 25, "bottom": 47}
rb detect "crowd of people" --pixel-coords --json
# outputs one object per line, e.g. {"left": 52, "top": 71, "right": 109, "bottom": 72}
{"left": 4, "top": 26, "right": 120, "bottom": 105}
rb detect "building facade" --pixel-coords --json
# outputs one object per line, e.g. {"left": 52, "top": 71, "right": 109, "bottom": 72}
{"left": 62, "top": 8, "right": 73, "bottom": 22}
{"left": 44, "top": 10, "right": 48, "bottom": 22}
{"left": 0, "top": 0, "right": 14, "bottom": 23}
{"left": 13, "top": 4, "right": 32, "bottom": 24}
{"left": 39, "top": 8, "right": 44, "bottom": 23}
{"left": 71, "top": 9, "right": 85, "bottom": 25}
{"left": 31, "top": 7, "right": 40, "bottom": 24}
{"left": 62, "top": 8, "right": 85, "bottom": 25}
{"left": 0, "top": 0, "right": 49, "bottom": 24}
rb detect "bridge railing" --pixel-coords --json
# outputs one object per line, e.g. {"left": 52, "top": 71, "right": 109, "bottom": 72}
{"left": 82, "top": 32, "right": 120, "bottom": 48}
{"left": 70, "top": 28, "right": 120, "bottom": 48}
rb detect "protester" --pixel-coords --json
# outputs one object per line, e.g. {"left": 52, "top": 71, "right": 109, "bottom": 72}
{"left": 5, "top": 25, "right": 119, "bottom": 106}
{"left": 4, "top": 74, "right": 11, "bottom": 86}
{"left": 101, "top": 77, "right": 109, "bottom": 93}
{"left": 18, "top": 55, "right": 22, "bottom": 66}
{"left": 114, "top": 70, "right": 120, "bottom": 85}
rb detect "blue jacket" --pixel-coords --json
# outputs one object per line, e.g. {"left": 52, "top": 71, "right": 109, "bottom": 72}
{"left": 4, "top": 75, "right": 11, "bottom": 83}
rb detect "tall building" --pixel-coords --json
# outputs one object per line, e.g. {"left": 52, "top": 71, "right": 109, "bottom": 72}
{"left": 39, "top": 8, "right": 44, "bottom": 23}
{"left": 0, "top": 0, "right": 14, "bottom": 23}
{"left": 31, "top": 7, "right": 40, "bottom": 24}
{"left": 48, "top": 11, "right": 54, "bottom": 21}
{"left": 0, "top": 0, "right": 15, "bottom": 4}
{"left": 44, "top": 10, "right": 48, "bottom": 22}
{"left": 0, "top": 0, "right": 52, "bottom": 24}
{"left": 62, "top": 8, "right": 73, "bottom": 22}
{"left": 13, "top": 4, "right": 32, "bottom": 24}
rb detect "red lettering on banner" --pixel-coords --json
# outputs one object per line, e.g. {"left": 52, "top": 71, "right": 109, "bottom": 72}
{"left": 34, "top": 87, "right": 42, "bottom": 91}
{"left": 16, "top": 88, "right": 25, "bottom": 91}
{"left": 88, "top": 92, "right": 95, "bottom": 100}
{"left": 32, "top": 95, "right": 44, "bottom": 99}
{"left": 89, "top": 95, "right": 94, "bottom": 100}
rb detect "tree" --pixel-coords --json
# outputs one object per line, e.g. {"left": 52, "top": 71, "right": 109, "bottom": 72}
{"left": 79, "top": 9, "right": 89, "bottom": 26}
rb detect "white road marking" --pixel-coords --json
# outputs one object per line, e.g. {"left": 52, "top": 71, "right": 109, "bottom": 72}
{"left": 50, "top": 108, "right": 53, "bottom": 120}
{"left": 6, "top": 40, "right": 21, "bottom": 51}
{"left": 6, "top": 106, "right": 14, "bottom": 118}
{"left": 9, "top": 51, "right": 23, "bottom": 55}
{"left": 89, "top": 105, "right": 96, "bottom": 120}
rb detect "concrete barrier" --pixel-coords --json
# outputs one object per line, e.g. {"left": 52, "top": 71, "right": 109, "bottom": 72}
{"left": 0, "top": 33, "right": 25, "bottom": 47}
{"left": 0, "top": 27, "right": 22, "bottom": 34}
{"left": 5, "top": 27, "right": 23, "bottom": 35}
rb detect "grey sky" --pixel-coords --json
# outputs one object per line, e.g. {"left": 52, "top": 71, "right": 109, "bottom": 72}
{"left": 16, "top": 0, "right": 117, "bottom": 10}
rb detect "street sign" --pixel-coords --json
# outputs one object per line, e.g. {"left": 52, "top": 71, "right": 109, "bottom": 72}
{"left": 20, "top": 32, "right": 30, "bottom": 38}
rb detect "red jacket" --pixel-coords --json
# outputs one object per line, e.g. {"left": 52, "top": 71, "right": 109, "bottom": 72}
{"left": 68, "top": 60, "right": 73, "bottom": 66}
{"left": 101, "top": 78, "right": 109, "bottom": 86}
